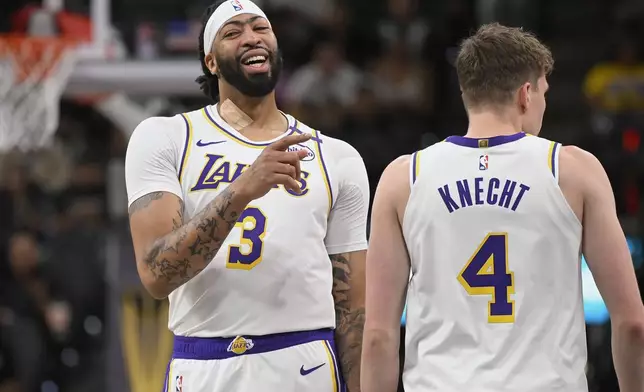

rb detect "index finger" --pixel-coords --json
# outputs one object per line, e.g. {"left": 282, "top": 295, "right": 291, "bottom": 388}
{"left": 268, "top": 133, "right": 312, "bottom": 151}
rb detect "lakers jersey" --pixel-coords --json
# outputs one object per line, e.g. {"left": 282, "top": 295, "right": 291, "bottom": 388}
{"left": 125, "top": 104, "right": 369, "bottom": 338}
{"left": 402, "top": 133, "right": 587, "bottom": 392}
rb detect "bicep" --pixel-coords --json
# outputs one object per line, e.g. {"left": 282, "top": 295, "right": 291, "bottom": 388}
{"left": 128, "top": 192, "right": 184, "bottom": 266}
{"left": 581, "top": 152, "right": 642, "bottom": 322}
{"left": 365, "top": 160, "right": 410, "bottom": 332}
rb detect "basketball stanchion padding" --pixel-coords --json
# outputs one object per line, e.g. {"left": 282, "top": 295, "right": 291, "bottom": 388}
{"left": 0, "top": 35, "right": 78, "bottom": 152}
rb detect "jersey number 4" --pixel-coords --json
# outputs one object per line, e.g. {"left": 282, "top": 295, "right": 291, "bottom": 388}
{"left": 457, "top": 233, "right": 515, "bottom": 323}
{"left": 226, "top": 206, "right": 267, "bottom": 270}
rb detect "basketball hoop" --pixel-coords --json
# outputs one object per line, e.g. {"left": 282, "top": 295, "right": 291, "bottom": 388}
{"left": 0, "top": 35, "right": 78, "bottom": 152}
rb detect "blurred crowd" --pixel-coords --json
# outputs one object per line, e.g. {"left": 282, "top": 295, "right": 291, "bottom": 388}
{"left": 0, "top": 106, "right": 120, "bottom": 392}
{"left": 0, "top": 0, "right": 644, "bottom": 391}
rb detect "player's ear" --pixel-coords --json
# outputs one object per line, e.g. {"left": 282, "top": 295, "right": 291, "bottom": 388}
{"left": 205, "top": 53, "right": 218, "bottom": 75}
{"left": 518, "top": 82, "right": 531, "bottom": 113}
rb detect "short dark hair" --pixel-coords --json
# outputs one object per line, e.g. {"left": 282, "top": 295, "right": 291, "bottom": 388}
{"left": 196, "top": 0, "right": 227, "bottom": 101}
{"left": 456, "top": 23, "right": 554, "bottom": 108}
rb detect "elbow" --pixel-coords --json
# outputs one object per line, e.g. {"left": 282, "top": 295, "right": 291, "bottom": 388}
{"left": 138, "top": 266, "right": 171, "bottom": 300}
{"left": 614, "top": 317, "right": 644, "bottom": 343}
{"left": 141, "top": 276, "right": 171, "bottom": 299}
{"left": 144, "top": 282, "right": 170, "bottom": 300}
{"left": 363, "top": 326, "right": 399, "bottom": 355}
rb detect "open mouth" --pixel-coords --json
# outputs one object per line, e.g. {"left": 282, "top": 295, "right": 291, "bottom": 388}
{"left": 242, "top": 55, "right": 268, "bottom": 68}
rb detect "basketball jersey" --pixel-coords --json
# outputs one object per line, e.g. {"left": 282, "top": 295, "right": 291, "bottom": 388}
{"left": 164, "top": 106, "right": 338, "bottom": 337}
{"left": 402, "top": 133, "right": 587, "bottom": 392}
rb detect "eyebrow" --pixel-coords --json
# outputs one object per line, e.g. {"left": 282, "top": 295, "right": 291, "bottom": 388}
{"left": 220, "top": 15, "right": 264, "bottom": 31}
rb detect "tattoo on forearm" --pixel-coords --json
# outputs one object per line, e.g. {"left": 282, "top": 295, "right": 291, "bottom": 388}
{"left": 131, "top": 188, "right": 242, "bottom": 293}
{"left": 331, "top": 253, "right": 365, "bottom": 392}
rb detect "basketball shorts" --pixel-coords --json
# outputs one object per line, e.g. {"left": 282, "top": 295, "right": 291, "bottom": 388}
{"left": 162, "top": 328, "right": 346, "bottom": 392}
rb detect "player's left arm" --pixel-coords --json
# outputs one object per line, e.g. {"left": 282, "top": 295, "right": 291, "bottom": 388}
{"left": 330, "top": 250, "right": 366, "bottom": 391}
{"left": 325, "top": 141, "right": 370, "bottom": 392}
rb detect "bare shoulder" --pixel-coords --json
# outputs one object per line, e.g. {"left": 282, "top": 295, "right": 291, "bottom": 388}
{"left": 378, "top": 155, "right": 411, "bottom": 189}
{"left": 559, "top": 145, "right": 601, "bottom": 167}
{"left": 559, "top": 145, "right": 608, "bottom": 187}
{"left": 558, "top": 145, "right": 613, "bottom": 217}
{"left": 383, "top": 154, "right": 412, "bottom": 179}
{"left": 375, "top": 155, "right": 412, "bottom": 218}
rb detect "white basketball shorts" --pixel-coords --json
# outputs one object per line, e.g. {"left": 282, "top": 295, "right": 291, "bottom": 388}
{"left": 162, "top": 328, "right": 345, "bottom": 392}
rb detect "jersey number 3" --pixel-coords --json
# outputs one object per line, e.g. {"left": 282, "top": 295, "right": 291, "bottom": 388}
{"left": 457, "top": 233, "right": 515, "bottom": 323}
{"left": 226, "top": 206, "right": 267, "bottom": 270}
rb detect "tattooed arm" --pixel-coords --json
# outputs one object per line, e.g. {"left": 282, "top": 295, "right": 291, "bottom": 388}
{"left": 128, "top": 187, "right": 250, "bottom": 299}
{"left": 321, "top": 138, "right": 370, "bottom": 392}
{"left": 331, "top": 251, "right": 366, "bottom": 392}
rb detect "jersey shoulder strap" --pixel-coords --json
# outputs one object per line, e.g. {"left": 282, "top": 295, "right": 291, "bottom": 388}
{"left": 521, "top": 134, "right": 562, "bottom": 181}
{"left": 409, "top": 150, "right": 421, "bottom": 187}
{"left": 408, "top": 141, "right": 453, "bottom": 188}
{"left": 546, "top": 139, "right": 562, "bottom": 180}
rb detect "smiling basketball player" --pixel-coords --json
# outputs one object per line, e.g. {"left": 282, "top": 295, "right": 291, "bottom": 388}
{"left": 124, "top": 1, "right": 368, "bottom": 391}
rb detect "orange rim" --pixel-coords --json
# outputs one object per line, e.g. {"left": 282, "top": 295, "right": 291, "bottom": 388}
{"left": 0, "top": 35, "right": 78, "bottom": 82}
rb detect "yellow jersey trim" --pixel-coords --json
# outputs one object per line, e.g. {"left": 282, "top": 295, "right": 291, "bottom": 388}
{"left": 178, "top": 113, "right": 193, "bottom": 184}
{"left": 312, "top": 129, "right": 333, "bottom": 214}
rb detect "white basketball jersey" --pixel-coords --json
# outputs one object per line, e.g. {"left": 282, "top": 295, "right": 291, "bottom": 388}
{"left": 169, "top": 106, "right": 336, "bottom": 337}
{"left": 402, "top": 133, "right": 587, "bottom": 392}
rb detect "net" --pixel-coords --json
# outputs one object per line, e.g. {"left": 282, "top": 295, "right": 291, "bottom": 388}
{"left": 0, "top": 35, "right": 78, "bottom": 152}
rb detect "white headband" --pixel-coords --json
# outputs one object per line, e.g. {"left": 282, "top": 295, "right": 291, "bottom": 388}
{"left": 203, "top": 0, "right": 269, "bottom": 55}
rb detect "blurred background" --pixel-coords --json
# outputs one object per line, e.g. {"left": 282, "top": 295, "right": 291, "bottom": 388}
{"left": 0, "top": 0, "right": 643, "bottom": 391}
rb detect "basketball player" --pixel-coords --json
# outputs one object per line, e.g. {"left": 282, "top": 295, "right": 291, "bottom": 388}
{"left": 361, "top": 23, "right": 644, "bottom": 392}
{"left": 124, "top": 1, "right": 368, "bottom": 391}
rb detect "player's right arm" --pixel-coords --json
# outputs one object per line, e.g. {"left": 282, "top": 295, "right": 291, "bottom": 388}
{"left": 126, "top": 117, "right": 311, "bottom": 299}
{"left": 561, "top": 146, "right": 644, "bottom": 392}
{"left": 361, "top": 156, "right": 412, "bottom": 392}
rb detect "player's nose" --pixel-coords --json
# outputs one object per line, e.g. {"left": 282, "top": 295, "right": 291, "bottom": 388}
{"left": 239, "top": 27, "right": 262, "bottom": 47}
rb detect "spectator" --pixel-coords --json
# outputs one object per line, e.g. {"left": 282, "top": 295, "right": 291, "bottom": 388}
{"left": 369, "top": 39, "right": 433, "bottom": 115}
{"left": 583, "top": 39, "right": 644, "bottom": 113}
{"left": 283, "top": 40, "right": 363, "bottom": 130}
{"left": 0, "top": 231, "right": 54, "bottom": 392}
{"left": 376, "top": 0, "right": 430, "bottom": 59}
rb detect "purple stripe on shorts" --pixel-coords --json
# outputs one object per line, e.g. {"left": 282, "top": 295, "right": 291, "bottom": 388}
{"left": 161, "top": 359, "right": 171, "bottom": 392}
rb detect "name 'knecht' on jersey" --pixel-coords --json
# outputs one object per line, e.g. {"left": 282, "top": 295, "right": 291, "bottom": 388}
{"left": 401, "top": 132, "right": 586, "bottom": 392}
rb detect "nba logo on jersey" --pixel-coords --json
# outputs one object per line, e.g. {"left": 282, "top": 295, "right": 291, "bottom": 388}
{"left": 287, "top": 144, "right": 316, "bottom": 161}
{"left": 175, "top": 375, "right": 183, "bottom": 392}
{"left": 231, "top": 0, "right": 243, "bottom": 11}
{"left": 479, "top": 154, "right": 489, "bottom": 170}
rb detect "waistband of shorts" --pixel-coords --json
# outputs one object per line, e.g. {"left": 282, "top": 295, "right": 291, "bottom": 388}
{"left": 172, "top": 328, "right": 334, "bottom": 360}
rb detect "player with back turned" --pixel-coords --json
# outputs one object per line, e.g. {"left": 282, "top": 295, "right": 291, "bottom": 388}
{"left": 361, "top": 23, "right": 644, "bottom": 392}
{"left": 124, "top": 1, "right": 369, "bottom": 391}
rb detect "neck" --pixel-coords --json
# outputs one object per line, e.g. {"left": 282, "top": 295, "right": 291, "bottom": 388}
{"left": 218, "top": 86, "right": 281, "bottom": 128}
{"left": 465, "top": 109, "right": 522, "bottom": 138}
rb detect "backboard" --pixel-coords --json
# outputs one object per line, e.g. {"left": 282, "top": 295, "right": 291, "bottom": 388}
{"left": 5, "top": 0, "right": 206, "bottom": 97}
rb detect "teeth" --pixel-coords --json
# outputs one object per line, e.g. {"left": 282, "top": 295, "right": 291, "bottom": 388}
{"left": 244, "top": 55, "right": 266, "bottom": 65}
